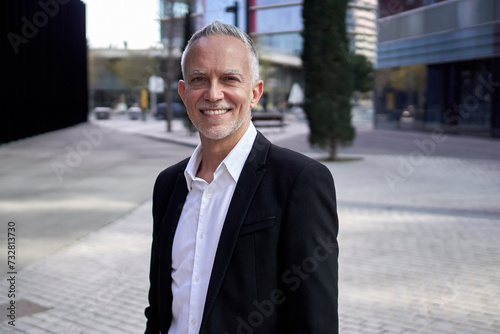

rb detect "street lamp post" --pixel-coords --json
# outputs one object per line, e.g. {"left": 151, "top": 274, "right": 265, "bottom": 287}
{"left": 225, "top": 1, "right": 239, "bottom": 28}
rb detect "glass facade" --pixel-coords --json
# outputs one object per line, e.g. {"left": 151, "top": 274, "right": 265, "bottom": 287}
{"left": 375, "top": 0, "right": 500, "bottom": 137}
{"left": 258, "top": 61, "right": 303, "bottom": 111}
{"left": 254, "top": 0, "right": 300, "bottom": 5}
{"left": 255, "top": 33, "right": 302, "bottom": 57}
{"left": 378, "top": 0, "right": 449, "bottom": 18}
{"left": 249, "top": 1, "right": 304, "bottom": 110}
{"left": 374, "top": 58, "right": 500, "bottom": 136}
{"left": 374, "top": 64, "right": 427, "bottom": 126}
{"left": 250, "top": 2, "right": 303, "bottom": 57}
{"left": 253, "top": 5, "right": 302, "bottom": 34}
{"left": 378, "top": 0, "right": 500, "bottom": 44}
{"left": 204, "top": 0, "right": 247, "bottom": 31}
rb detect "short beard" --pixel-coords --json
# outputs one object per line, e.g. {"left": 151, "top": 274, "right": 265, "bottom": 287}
{"left": 192, "top": 113, "right": 249, "bottom": 140}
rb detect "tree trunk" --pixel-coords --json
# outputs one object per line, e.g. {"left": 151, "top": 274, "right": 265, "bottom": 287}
{"left": 329, "top": 137, "right": 337, "bottom": 161}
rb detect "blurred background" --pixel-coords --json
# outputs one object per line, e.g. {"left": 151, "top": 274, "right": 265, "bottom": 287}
{"left": 2, "top": 0, "right": 500, "bottom": 144}
{"left": 1, "top": 1, "right": 500, "bottom": 333}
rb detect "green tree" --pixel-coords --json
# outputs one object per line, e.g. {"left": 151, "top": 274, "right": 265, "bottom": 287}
{"left": 302, "top": 0, "right": 355, "bottom": 160}
{"left": 351, "top": 53, "right": 373, "bottom": 93}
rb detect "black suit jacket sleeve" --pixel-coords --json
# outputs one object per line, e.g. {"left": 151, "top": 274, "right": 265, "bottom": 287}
{"left": 280, "top": 162, "right": 339, "bottom": 333}
{"left": 145, "top": 158, "right": 189, "bottom": 334}
{"left": 144, "top": 170, "right": 167, "bottom": 333}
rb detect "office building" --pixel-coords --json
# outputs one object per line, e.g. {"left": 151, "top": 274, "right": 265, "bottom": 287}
{"left": 375, "top": 0, "right": 500, "bottom": 137}
{"left": 347, "top": 0, "right": 378, "bottom": 65}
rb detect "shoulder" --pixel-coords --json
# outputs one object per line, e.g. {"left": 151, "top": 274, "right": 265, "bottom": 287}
{"left": 267, "top": 143, "right": 332, "bottom": 178}
{"left": 251, "top": 132, "right": 333, "bottom": 184}
{"left": 155, "top": 157, "right": 189, "bottom": 183}
{"left": 252, "top": 140, "right": 335, "bottom": 197}
{"left": 153, "top": 157, "right": 189, "bottom": 197}
{"left": 253, "top": 131, "right": 323, "bottom": 172}
{"left": 152, "top": 157, "right": 189, "bottom": 218}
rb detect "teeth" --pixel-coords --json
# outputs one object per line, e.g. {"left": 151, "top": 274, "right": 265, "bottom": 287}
{"left": 203, "top": 109, "right": 229, "bottom": 115}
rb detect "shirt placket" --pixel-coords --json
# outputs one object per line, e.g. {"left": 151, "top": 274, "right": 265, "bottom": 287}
{"left": 188, "top": 180, "right": 211, "bottom": 333}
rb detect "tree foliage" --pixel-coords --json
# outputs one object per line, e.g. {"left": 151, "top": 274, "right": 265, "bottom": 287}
{"left": 351, "top": 53, "right": 373, "bottom": 93}
{"left": 302, "top": 0, "right": 355, "bottom": 160}
{"left": 88, "top": 55, "right": 156, "bottom": 91}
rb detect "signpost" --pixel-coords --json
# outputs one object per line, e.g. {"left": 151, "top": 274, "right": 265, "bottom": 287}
{"left": 148, "top": 76, "right": 165, "bottom": 119}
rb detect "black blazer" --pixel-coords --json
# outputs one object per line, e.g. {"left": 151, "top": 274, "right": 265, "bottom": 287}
{"left": 145, "top": 132, "right": 339, "bottom": 334}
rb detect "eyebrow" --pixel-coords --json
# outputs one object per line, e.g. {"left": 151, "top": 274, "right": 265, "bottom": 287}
{"left": 187, "top": 70, "right": 206, "bottom": 77}
{"left": 222, "top": 70, "right": 243, "bottom": 76}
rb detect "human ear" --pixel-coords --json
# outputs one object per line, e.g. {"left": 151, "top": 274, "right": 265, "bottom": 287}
{"left": 249, "top": 80, "right": 264, "bottom": 108}
{"left": 178, "top": 80, "right": 186, "bottom": 105}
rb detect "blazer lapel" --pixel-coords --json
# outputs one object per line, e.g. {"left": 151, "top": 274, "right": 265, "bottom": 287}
{"left": 202, "top": 132, "right": 271, "bottom": 324}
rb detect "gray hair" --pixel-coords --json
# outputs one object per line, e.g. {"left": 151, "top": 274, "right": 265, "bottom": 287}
{"left": 180, "top": 20, "right": 260, "bottom": 84}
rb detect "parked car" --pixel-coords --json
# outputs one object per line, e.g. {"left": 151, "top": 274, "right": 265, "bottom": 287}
{"left": 94, "top": 107, "right": 111, "bottom": 120}
{"left": 128, "top": 106, "right": 142, "bottom": 120}
{"left": 153, "top": 102, "right": 187, "bottom": 120}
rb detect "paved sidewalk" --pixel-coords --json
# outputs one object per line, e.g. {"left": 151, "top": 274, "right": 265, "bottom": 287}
{"left": 1, "top": 118, "right": 499, "bottom": 333}
{"left": 0, "top": 201, "right": 152, "bottom": 334}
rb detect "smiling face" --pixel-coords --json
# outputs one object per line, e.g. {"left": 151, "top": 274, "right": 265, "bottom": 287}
{"left": 178, "top": 35, "right": 263, "bottom": 143}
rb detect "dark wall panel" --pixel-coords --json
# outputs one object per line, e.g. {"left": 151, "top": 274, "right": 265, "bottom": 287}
{"left": 1, "top": 0, "right": 88, "bottom": 144}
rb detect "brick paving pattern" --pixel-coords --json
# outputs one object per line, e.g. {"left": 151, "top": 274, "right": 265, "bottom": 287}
{"left": 0, "top": 118, "right": 499, "bottom": 333}
{"left": 0, "top": 202, "right": 152, "bottom": 333}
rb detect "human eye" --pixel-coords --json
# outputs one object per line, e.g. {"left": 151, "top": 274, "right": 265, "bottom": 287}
{"left": 191, "top": 76, "right": 204, "bottom": 83}
{"left": 224, "top": 76, "right": 240, "bottom": 82}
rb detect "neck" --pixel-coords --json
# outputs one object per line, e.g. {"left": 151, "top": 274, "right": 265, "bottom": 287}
{"left": 196, "top": 122, "right": 250, "bottom": 183}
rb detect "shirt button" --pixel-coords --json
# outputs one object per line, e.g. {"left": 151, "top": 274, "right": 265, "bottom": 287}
{"left": 205, "top": 189, "right": 212, "bottom": 196}
{"left": 191, "top": 319, "right": 196, "bottom": 326}
{"left": 194, "top": 275, "right": 200, "bottom": 282}
{"left": 199, "top": 232, "right": 205, "bottom": 239}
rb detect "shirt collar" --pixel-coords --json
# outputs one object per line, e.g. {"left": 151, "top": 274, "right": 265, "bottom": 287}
{"left": 184, "top": 143, "right": 203, "bottom": 191}
{"left": 184, "top": 123, "right": 257, "bottom": 191}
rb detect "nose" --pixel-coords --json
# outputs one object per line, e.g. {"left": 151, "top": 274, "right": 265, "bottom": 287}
{"left": 205, "top": 80, "right": 224, "bottom": 102}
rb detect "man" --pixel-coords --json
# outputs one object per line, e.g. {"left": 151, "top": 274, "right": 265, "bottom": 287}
{"left": 145, "top": 21, "right": 338, "bottom": 334}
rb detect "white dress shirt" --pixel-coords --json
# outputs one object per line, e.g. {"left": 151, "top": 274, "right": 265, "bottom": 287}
{"left": 168, "top": 123, "right": 257, "bottom": 334}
